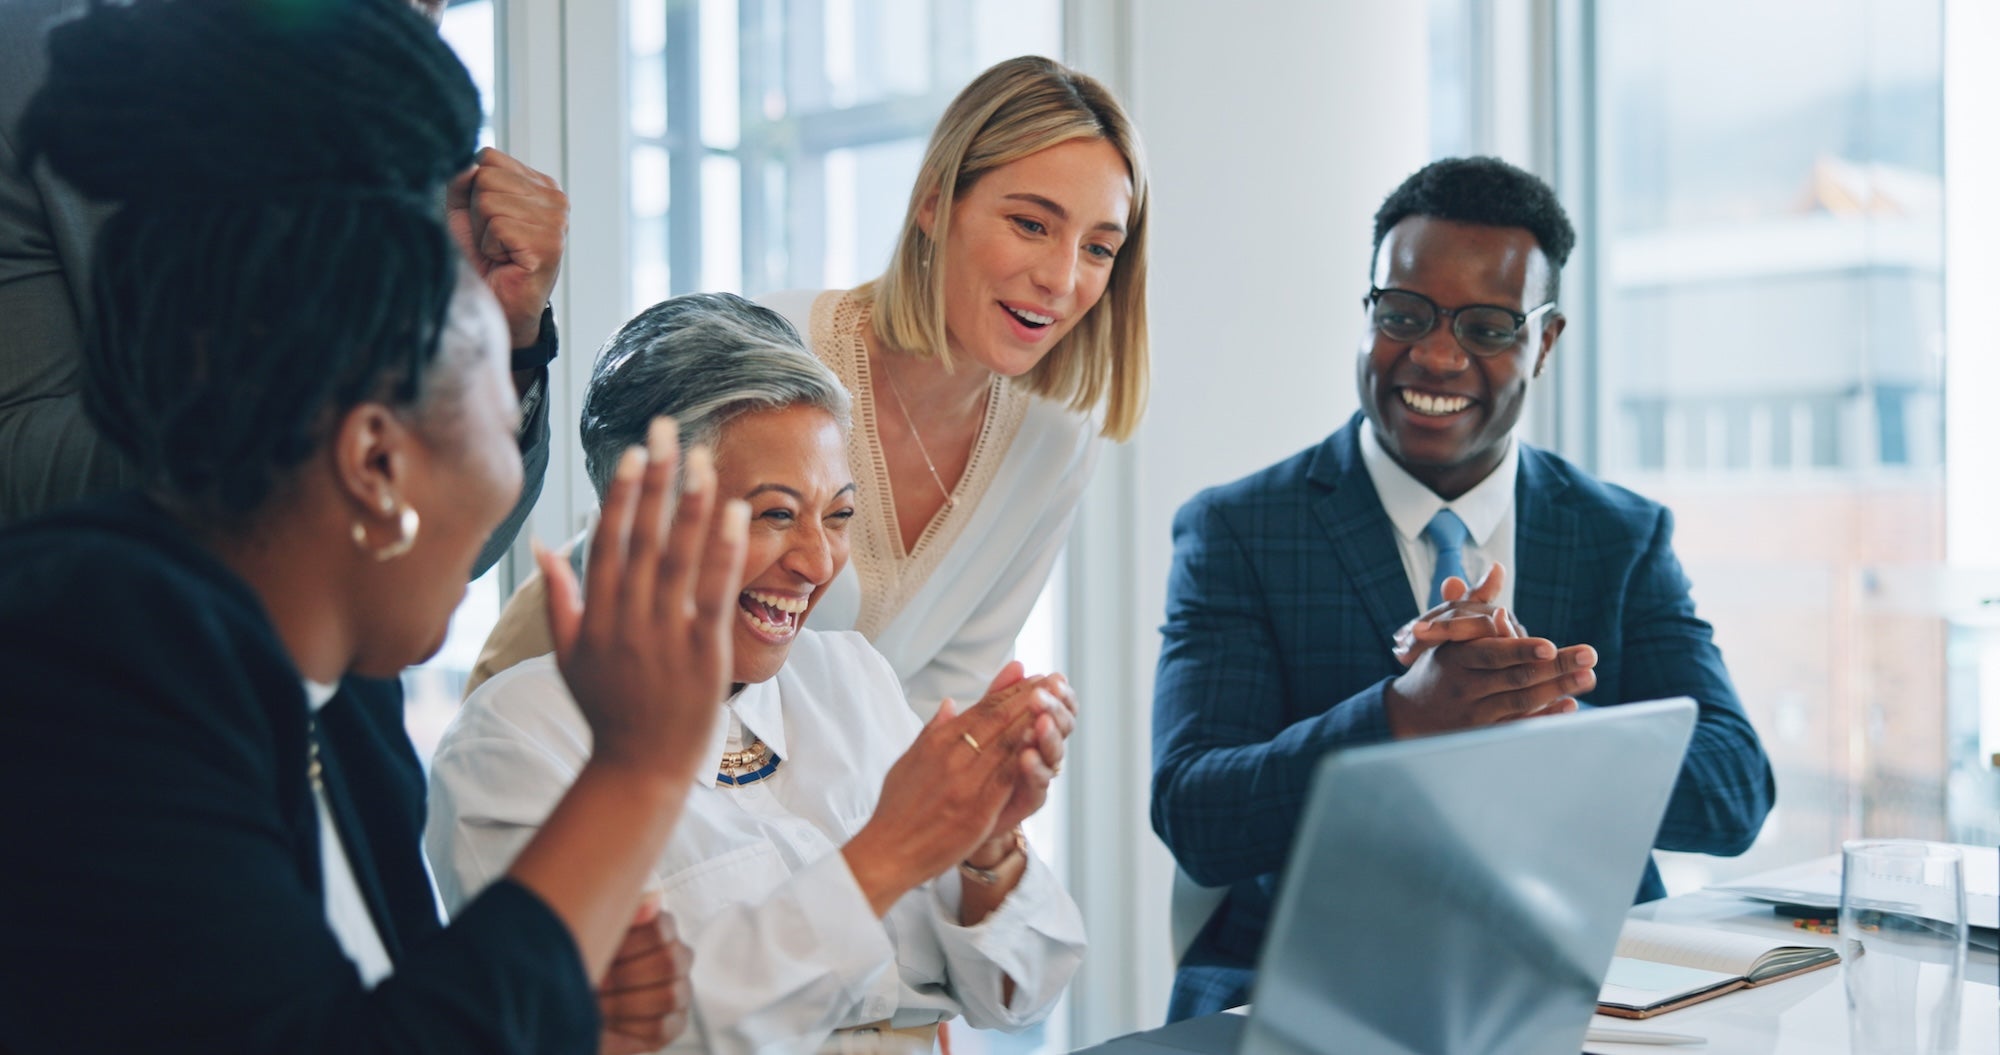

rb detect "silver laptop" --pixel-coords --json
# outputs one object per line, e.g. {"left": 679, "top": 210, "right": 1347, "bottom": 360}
{"left": 1086, "top": 698, "right": 1698, "bottom": 1055}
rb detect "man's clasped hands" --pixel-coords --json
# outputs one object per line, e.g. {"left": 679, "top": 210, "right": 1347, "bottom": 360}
{"left": 1383, "top": 565, "right": 1600, "bottom": 739}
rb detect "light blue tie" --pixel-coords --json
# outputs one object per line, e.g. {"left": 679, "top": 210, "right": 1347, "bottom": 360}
{"left": 1424, "top": 509, "right": 1471, "bottom": 608}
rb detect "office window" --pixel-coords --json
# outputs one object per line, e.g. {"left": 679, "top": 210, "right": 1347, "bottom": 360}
{"left": 403, "top": 0, "right": 502, "bottom": 761}
{"left": 1427, "top": 0, "right": 1478, "bottom": 159}
{"left": 1557, "top": 0, "right": 1996, "bottom": 890}
{"left": 627, "top": 0, "right": 1060, "bottom": 305}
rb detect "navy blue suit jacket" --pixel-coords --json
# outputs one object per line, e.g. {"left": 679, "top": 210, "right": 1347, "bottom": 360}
{"left": 1150, "top": 415, "right": 1776, "bottom": 1020}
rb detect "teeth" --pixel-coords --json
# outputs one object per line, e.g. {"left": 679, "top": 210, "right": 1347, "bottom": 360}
{"left": 743, "top": 589, "right": 808, "bottom": 614}
{"left": 1400, "top": 390, "right": 1471, "bottom": 416}
{"left": 1007, "top": 306, "right": 1054, "bottom": 326}
{"left": 738, "top": 607, "right": 794, "bottom": 637}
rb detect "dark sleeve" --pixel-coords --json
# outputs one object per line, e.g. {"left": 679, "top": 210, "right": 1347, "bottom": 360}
{"left": 1149, "top": 494, "right": 1394, "bottom": 888}
{"left": 1611, "top": 506, "right": 1775, "bottom": 856}
{"left": 0, "top": 0, "right": 141, "bottom": 526}
{"left": 471, "top": 310, "right": 556, "bottom": 579}
{"left": 0, "top": 559, "right": 597, "bottom": 1055}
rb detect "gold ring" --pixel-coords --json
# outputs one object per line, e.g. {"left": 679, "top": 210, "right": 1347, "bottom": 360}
{"left": 961, "top": 732, "right": 982, "bottom": 754}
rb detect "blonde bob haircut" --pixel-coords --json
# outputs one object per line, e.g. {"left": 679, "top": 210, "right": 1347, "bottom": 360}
{"left": 867, "top": 55, "right": 1150, "bottom": 441}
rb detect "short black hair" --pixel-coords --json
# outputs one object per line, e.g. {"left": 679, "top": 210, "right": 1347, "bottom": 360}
{"left": 1371, "top": 156, "right": 1576, "bottom": 301}
{"left": 20, "top": 0, "right": 482, "bottom": 522}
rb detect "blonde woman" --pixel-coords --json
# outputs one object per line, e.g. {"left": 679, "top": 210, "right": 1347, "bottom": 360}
{"left": 471, "top": 55, "right": 1149, "bottom": 716}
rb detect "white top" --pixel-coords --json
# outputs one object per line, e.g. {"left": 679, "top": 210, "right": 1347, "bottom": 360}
{"left": 762, "top": 289, "right": 1101, "bottom": 718}
{"left": 303, "top": 680, "right": 395, "bottom": 989}
{"left": 424, "top": 630, "right": 1086, "bottom": 1054}
{"left": 1356, "top": 422, "right": 1520, "bottom": 616}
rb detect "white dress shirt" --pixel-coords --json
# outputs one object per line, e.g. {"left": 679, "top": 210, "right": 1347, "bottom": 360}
{"left": 424, "top": 630, "right": 1085, "bottom": 1054}
{"left": 1356, "top": 422, "right": 1521, "bottom": 616}
{"left": 303, "top": 680, "right": 394, "bottom": 989}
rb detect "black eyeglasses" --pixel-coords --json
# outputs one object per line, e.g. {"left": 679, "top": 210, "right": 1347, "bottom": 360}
{"left": 1364, "top": 286, "right": 1556, "bottom": 357}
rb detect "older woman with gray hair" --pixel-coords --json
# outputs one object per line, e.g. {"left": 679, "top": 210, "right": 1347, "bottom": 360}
{"left": 426, "top": 293, "right": 1085, "bottom": 1054}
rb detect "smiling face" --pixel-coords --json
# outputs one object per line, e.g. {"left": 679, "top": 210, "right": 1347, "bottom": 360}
{"left": 922, "top": 136, "right": 1134, "bottom": 377}
{"left": 713, "top": 404, "right": 856, "bottom": 684}
{"left": 1356, "top": 216, "right": 1565, "bottom": 500}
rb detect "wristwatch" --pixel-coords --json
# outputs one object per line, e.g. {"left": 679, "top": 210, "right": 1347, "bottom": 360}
{"left": 958, "top": 828, "right": 1027, "bottom": 887}
{"left": 510, "top": 305, "right": 558, "bottom": 373}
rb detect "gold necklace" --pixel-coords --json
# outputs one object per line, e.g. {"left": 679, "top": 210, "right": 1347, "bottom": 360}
{"left": 718, "top": 738, "right": 772, "bottom": 773}
{"left": 879, "top": 356, "right": 961, "bottom": 511}
{"left": 716, "top": 737, "right": 779, "bottom": 787}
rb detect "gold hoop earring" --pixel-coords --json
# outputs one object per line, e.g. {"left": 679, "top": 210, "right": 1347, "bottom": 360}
{"left": 351, "top": 505, "right": 420, "bottom": 562}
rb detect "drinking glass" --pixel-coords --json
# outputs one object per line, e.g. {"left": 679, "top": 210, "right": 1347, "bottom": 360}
{"left": 1841, "top": 840, "right": 1967, "bottom": 1055}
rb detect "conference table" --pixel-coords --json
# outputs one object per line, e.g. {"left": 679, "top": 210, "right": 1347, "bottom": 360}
{"left": 1075, "top": 881, "right": 1998, "bottom": 1054}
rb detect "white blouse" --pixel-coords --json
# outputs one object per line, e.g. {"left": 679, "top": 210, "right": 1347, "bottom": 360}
{"left": 303, "top": 680, "right": 394, "bottom": 989}
{"left": 762, "top": 289, "right": 1102, "bottom": 718}
{"left": 424, "top": 630, "right": 1085, "bottom": 1054}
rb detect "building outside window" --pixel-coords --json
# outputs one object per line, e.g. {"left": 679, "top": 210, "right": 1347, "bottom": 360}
{"left": 1555, "top": 0, "right": 1997, "bottom": 891}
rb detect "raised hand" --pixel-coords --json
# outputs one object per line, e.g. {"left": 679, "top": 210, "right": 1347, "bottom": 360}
{"left": 508, "top": 417, "right": 749, "bottom": 983}
{"left": 540, "top": 417, "right": 748, "bottom": 784}
{"left": 1383, "top": 634, "right": 1596, "bottom": 739}
{"left": 596, "top": 897, "right": 695, "bottom": 1055}
{"left": 446, "top": 146, "right": 569, "bottom": 348}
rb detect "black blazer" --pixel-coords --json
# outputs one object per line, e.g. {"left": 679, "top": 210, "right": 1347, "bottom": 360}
{"left": 0, "top": 494, "right": 596, "bottom": 1054}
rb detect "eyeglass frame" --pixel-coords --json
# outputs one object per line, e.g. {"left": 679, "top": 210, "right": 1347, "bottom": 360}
{"left": 1363, "top": 286, "right": 1559, "bottom": 358}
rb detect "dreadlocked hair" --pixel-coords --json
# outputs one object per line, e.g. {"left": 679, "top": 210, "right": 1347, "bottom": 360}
{"left": 18, "top": 0, "right": 484, "bottom": 521}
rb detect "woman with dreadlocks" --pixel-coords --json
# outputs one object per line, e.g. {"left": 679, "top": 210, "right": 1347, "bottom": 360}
{"left": 0, "top": 1, "right": 743, "bottom": 1052}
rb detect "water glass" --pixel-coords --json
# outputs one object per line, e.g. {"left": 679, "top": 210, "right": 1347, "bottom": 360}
{"left": 1840, "top": 840, "right": 1967, "bottom": 1055}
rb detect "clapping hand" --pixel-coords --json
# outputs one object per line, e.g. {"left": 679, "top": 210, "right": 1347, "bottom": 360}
{"left": 1384, "top": 631, "right": 1595, "bottom": 739}
{"left": 1392, "top": 564, "right": 1527, "bottom": 667}
{"left": 842, "top": 665, "right": 1072, "bottom": 916}
{"left": 506, "top": 419, "right": 746, "bottom": 984}
{"left": 973, "top": 663, "right": 1076, "bottom": 842}
{"left": 539, "top": 418, "right": 748, "bottom": 785}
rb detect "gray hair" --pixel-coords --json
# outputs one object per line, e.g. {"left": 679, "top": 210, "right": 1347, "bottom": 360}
{"left": 580, "top": 292, "right": 852, "bottom": 497}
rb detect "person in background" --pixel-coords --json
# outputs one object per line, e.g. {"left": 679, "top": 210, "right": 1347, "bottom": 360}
{"left": 428, "top": 293, "right": 1084, "bottom": 1053}
{"left": 1149, "top": 156, "right": 1777, "bottom": 1020}
{"left": 0, "top": 1, "right": 739, "bottom": 1051}
{"left": 0, "top": 0, "right": 566, "bottom": 576}
{"left": 467, "top": 55, "right": 1150, "bottom": 718}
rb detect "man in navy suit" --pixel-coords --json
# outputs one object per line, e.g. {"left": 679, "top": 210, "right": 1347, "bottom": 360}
{"left": 1150, "top": 157, "right": 1776, "bottom": 1020}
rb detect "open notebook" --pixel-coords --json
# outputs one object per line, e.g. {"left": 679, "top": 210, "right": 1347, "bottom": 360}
{"left": 1595, "top": 919, "right": 1839, "bottom": 1019}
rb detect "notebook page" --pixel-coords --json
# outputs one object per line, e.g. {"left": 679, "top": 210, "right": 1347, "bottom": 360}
{"left": 1615, "top": 919, "right": 1780, "bottom": 975}
{"left": 1599, "top": 957, "right": 1739, "bottom": 1009}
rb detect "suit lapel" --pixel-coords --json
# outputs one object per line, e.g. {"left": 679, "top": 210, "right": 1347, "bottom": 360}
{"left": 1309, "top": 418, "right": 1419, "bottom": 648}
{"left": 1512, "top": 447, "right": 1578, "bottom": 644}
{"left": 313, "top": 692, "right": 408, "bottom": 963}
